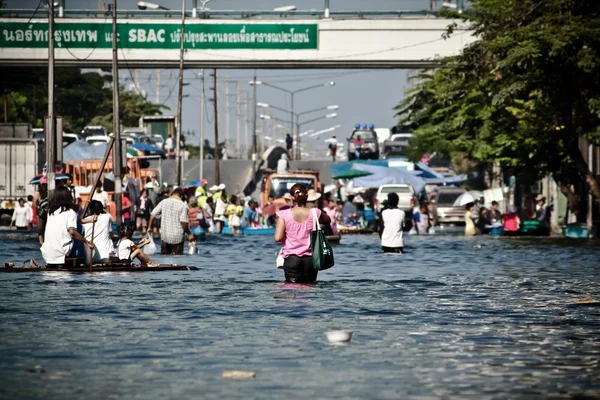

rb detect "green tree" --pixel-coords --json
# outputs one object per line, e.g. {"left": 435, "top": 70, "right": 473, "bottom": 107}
{"left": 397, "top": 0, "right": 600, "bottom": 211}
{"left": 90, "top": 87, "right": 169, "bottom": 131}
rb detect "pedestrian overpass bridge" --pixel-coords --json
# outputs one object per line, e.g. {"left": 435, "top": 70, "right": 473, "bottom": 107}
{"left": 0, "top": 9, "right": 476, "bottom": 69}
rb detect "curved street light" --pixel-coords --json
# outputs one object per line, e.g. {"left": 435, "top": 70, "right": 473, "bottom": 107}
{"left": 137, "top": 1, "right": 170, "bottom": 10}
{"left": 248, "top": 80, "right": 336, "bottom": 159}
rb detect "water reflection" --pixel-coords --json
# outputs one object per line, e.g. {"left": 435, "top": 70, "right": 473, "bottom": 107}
{"left": 0, "top": 233, "right": 599, "bottom": 399}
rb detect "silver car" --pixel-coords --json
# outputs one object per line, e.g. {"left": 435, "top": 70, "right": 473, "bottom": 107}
{"left": 432, "top": 187, "right": 467, "bottom": 225}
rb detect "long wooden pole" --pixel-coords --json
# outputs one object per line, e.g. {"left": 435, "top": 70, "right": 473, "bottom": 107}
{"left": 89, "top": 220, "right": 95, "bottom": 272}
{"left": 214, "top": 69, "right": 220, "bottom": 184}
{"left": 47, "top": 0, "right": 56, "bottom": 199}
{"left": 82, "top": 137, "right": 115, "bottom": 218}
{"left": 175, "top": 0, "right": 186, "bottom": 187}
{"left": 112, "top": 0, "right": 123, "bottom": 230}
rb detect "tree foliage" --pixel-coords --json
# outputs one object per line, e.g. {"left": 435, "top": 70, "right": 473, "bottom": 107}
{"left": 1, "top": 67, "right": 167, "bottom": 133}
{"left": 396, "top": 0, "right": 600, "bottom": 205}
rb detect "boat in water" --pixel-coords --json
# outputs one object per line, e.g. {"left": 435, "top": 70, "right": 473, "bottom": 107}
{"left": 1, "top": 262, "right": 198, "bottom": 273}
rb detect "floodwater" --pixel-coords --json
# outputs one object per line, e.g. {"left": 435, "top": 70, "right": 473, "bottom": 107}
{"left": 0, "top": 232, "right": 599, "bottom": 399}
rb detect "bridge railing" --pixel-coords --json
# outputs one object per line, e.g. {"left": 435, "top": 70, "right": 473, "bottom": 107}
{"left": 0, "top": 9, "right": 442, "bottom": 20}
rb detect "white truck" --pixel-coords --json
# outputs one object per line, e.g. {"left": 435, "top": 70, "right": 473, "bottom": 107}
{"left": 0, "top": 139, "right": 44, "bottom": 201}
{"left": 375, "top": 184, "right": 417, "bottom": 229}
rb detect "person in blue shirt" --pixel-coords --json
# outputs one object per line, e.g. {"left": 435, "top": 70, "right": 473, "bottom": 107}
{"left": 241, "top": 200, "right": 258, "bottom": 229}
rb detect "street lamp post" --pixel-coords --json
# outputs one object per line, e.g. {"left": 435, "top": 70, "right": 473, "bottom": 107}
{"left": 260, "top": 112, "right": 337, "bottom": 159}
{"left": 138, "top": 1, "right": 186, "bottom": 187}
{"left": 249, "top": 80, "right": 335, "bottom": 160}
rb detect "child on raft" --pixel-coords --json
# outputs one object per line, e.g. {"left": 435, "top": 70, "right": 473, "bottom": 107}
{"left": 117, "top": 226, "right": 159, "bottom": 267}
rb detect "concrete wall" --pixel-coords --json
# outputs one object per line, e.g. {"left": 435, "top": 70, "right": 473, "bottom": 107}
{"left": 151, "top": 159, "right": 255, "bottom": 195}
{"left": 152, "top": 159, "right": 336, "bottom": 197}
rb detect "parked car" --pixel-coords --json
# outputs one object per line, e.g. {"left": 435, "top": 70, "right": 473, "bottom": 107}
{"left": 348, "top": 124, "right": 380, "bottom": 160}
{"left": 375, "top": 184, "right": 416, "bottom": 229}
{"left": 131, "top": 143, "right": 166, "bottom": 159}
{"left": 31, "top": 128, "right": 44, "bottom": 139}
{"left": 431, "top": 187, "right": 467, "bottom": 225}
{"left": 62, "top": 133, "right": 84, "bottom": 147}
{"left": 382, "top": 133, "right": 413, "bottom": 159}
{"left": 81, "top": 126, "right": 108, "bottom": 138}
{"left": 86, "top": 135, "right": 111, "bottom": 146}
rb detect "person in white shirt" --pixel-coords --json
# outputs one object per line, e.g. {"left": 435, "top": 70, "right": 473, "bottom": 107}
{"left": 379, "top": 192, "right": 405, "bottom": 253}
{"left": 202, "top": 196, "right": 215, "bottom": 233}
{"left": 117, "top": 225, "right": 158, "bottom": 266}
{"left": 9, "top": 198, "right": 32, "bottom": 230}
{"left": 41, "top": 187, "right": 94, "bottom": 267}
{"left": 80, "top": 200, "right": 114, "bottom": 264}
{"left": 91, "top": 186, "right": 110, "bottom": 212}
{"left": 276, "top": 153, "right": 289, "bottom": 174}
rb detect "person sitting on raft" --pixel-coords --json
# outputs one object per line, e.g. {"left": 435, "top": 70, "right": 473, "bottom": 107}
{"left": 41, "top": 186, "right": 94, "bottom": 267}
{"left": 274, "top": 184, "right": 331, "bottom": 284}
{"left": 117, "top": 225, "right": 159, "bottom": 267}
{"left": 80, "top": 200, "right": 114, "bottom": 264}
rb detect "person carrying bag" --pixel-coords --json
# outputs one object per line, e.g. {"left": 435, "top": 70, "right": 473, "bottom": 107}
{"left": 274, "top": 184, "right": 332, "bottom": 283}
{"left": 310, "top": 208, "right": 335, "bottom": 271}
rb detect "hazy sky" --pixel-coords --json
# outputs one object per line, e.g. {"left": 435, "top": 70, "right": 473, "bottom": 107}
{"left": 5, "top": 0, "right": 438, "bottom": 155}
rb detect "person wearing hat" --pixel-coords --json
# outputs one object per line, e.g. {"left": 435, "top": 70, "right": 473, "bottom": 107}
{"left": 213, "top": 183, "right": 226, "bottom": 201}
{"left": 306, "top": 189, "right": 322, "bottom": 209}
{"left": 535, "top": 194, "right": 550, "bottom": 234}
{"left": 80, "top": 200, "right": 114, "bottom": 264}
{"left": 282, "top": 192, "right": 293, "bottom": 204}
{"left": 195, "top": 178, "right": 208, "bottom": 199}
{"left": 195, "top": 179, "right": 209, "bottom": 207}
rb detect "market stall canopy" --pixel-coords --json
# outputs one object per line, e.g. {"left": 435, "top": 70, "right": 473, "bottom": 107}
{"left": 63, "top": 141, "right": 109, "bottom": 161}
{"left": 332, "top": 169, "right": 373, "bottom": 180}
{"left": 351, "top": 164, "right": 426, "bottom": 193}
{"left": 330, "top": 160, "right": 389, "bottom": 177}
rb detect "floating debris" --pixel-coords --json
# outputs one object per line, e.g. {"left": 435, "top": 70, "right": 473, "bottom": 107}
{"left": 223, "top": 370, "right": 256, "bottom": 379}
{"left": 273, "top": 293, "right": 296, "bottom": 299}
{"left": 324, "top": 330, "right": 353, "bottom": 344}
{"left": 573, "top": 298, "right": 596, "bottom": 304}
{"left": 472, "top": 244, "right": 482, "bottom": 249}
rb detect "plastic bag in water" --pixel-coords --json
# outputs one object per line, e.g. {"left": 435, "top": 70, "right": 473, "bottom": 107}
{"left": 145, "top": 234, "right": 157, "bottom": 255}
{"left": 188, "top": 241, "right": 197, "bottom": 255}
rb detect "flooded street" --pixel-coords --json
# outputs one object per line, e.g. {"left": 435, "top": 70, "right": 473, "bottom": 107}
{"left": 1, "top": 233, "right": 599, "bottom": 399}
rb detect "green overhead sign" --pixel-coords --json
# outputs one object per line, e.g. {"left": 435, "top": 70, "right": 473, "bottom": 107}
{"left": 0, "top": 21, "right": 318, "bottom": 50}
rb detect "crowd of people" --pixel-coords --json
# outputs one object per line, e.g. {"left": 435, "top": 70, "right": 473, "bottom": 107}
{"left": 464, "top": 194, "right": 551, "bottom": 236}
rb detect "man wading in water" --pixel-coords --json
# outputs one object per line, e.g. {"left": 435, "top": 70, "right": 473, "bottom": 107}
{"left": 147, "top": 187, "right": 194, "bottom": 255}
{"left": 274, "top": 184, "right": 331, "bottom": 283}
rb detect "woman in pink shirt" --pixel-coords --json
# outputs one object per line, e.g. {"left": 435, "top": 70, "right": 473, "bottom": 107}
{"left": 275, "top": 184, "right": 331, "bottom": 283}
{"left": 502, "top": 204, "right": 521, "bottom": 235}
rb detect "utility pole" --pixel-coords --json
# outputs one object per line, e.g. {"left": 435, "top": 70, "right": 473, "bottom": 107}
{"left": 225, "top": 75, "right": 230, "bottom": 159}
{"left": 46, "top": 0, "right": 56, "bottom": 198}
{"left": 291, "top": 93, "right": 297, "bottom": 160}
{"left": 199, "top": 69, "right": 205, "bottom": 181}
{"left": 588, "top": 141, "right": 593, "bottom": 238}
{"left": 244, "top": 92, "right": 249, "bottom": 160}
{"left": 252, "top": 69, "right": 257, "bottom": 162}
{"left": 134, "top": 69, "right": 140, "bottom": 94}
{"left": 111, "top": 0, "right": 123, "bottom": 228}
{"left": 175, "top": 0, "right": 186, "bottom": 187}
{"left": 213, "top": 69, "right": 221, "bottom": 184}
{"left": 236, "top": 83, "right": 240, "bottom": 158}
{"left": 156, "top": 69, "right": 161, "bottom": 103}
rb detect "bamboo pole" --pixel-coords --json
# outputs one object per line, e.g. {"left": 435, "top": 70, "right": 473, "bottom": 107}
{"left": 82, "top": 137, "right": 115, "bottom": 218}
